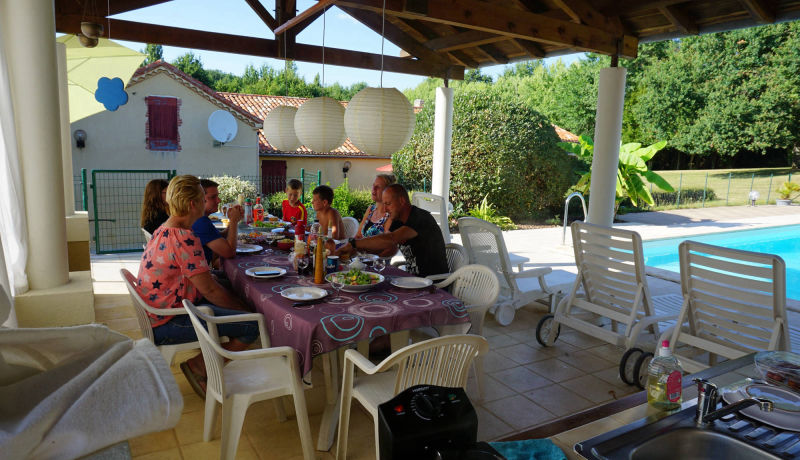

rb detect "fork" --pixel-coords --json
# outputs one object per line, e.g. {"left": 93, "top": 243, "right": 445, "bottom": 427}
{"left": 409, "top": 285, "right": 436, "bottom": 299}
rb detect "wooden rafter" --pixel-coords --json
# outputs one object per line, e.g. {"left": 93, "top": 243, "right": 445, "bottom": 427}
{"left": 335, "top": 0, "right": 638, "bottom": 58}
{"left": 514, "top": 39, "right": 545, "bottom": 58}
{"left": 390, "top": 17, "right": 481, "bottom": 68}
{"left": 424, "top": 30, "right": 506, "bottom": 52}
{"left": 659, "top": 4, "right": 698, "bottom": 35}
{"left": 244, "top": 0, "right": 278, "bottom": 30}
{"left": 551, "top": 0, "right": 624, "bottom": 34}
{"left": 55, "top": 14, "right": 463, "bottom": 79}
{"left": 478, "top": 43, "right": 509, "bottom": 64}
{"left": 739, "top": 0, "right": 777, "bottom": 23}
{"left": 274, "top": 0, "right": 335, "bottom": 35}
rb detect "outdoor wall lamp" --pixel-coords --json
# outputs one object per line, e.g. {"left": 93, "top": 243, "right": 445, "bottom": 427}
{"left": 342, "top": 160, "right": 351, "bottom": 178}
{"left": 73, "top": 129, "right": 87, "bottom": 149}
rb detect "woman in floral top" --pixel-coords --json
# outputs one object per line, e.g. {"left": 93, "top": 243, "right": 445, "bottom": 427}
{"left": 357, "top": 174, "right": 395, "bottom": 238}
{"left": 137, "top": 175, "right": 257, "bottom": 398}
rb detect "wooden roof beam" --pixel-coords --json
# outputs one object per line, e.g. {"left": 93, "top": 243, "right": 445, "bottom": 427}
{"left": 659, "top": 4, "right": 698, "bottom": 35}
{"left": 514, "top": 39, "right": 545, "bottom": 58}
{"left": 274, "top": 0, "right": 335, "bottom": 35}
{"left": 551, "top": 0, "right": 624, "bottom": 35}
{"left": 424, "top": 30, "right": 506, "bottom": 52}
{"left": 478, "top": 43, "right": 509, "bottom": 64}
{"left": 739, "top": 0, "right": 777, "bottom": 23}
{"left": 244, "top": 0, "right": 278, "bottom": 31}
{"left": 55, "top": 15, "right": 463, "bottom": 79}
{"left": 336, "top": 0, "right": 638, "bottom": 58}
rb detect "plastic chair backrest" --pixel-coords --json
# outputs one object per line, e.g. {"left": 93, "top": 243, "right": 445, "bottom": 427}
{"left": 445, "top": 243, "right": 468, "bottom": 273}
{"left": 571, "top": 221, "right": 653, "bottom": 316}
{"left": 183, "top": 300, "right": 227, "bottom": 399}
{"left": 142, "top": 228, "right": 153, "bottom": 243}
{"left": 437, "top": 264, "right": 499, "bottom": 309}
{"left": 342, "top": 216, "right": 359, "bottom": 239}
{"left": 412, "top": 192, "right": 450, "bottom": 242}
{"left": 677, "top": 241, "right": 789, "bottom": 357}
{"left": 121, "top": 268, "right": 156, "bottom": 343}
{"left": 457, "top": 217, "right": 516, "bottom": 296}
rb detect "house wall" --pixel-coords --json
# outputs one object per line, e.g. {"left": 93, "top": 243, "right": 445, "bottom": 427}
{"left": 71, "top": 72, "right": 259, "bottom": 177}
{"left": 262, "top": 156, "right": 391, "bottom": 190}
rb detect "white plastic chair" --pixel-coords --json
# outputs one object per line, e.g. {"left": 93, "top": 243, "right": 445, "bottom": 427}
{"left": 660, "top": 241, "right": 789, "bottom": 373}
{"left": 458, "top": 217, "right": 556, "bottom": 326}
{"left": 341, "top": 216, "right": 360, "bottom": 239}
{"left": 336, "top": 334, "right": 488, "bottom": 460}
{"left": 183, "top": 300, "right": 314, "bottom": 460}
{"left": 121, "top": 268, "right": 201, "bottom": 366}
{"left": 411, "top": 192, "right": 451, "bottom": 242}
{"left": 142, "top": 228, "right": 153, "bottom": 242}
{"left": 425, "top": 242, "right": 469, "bottom": 281}
{"left": 536, "top": 222, "right": 682, "bottom": 387}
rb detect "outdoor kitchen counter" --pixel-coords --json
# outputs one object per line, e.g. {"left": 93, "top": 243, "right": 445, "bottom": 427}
{"left": 501, "top": 354, "right": 759, "bottom": 459}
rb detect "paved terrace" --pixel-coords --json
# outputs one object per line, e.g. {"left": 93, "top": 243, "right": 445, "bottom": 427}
{"left": 88, "top": 205, "right": 800, "bottom": 459}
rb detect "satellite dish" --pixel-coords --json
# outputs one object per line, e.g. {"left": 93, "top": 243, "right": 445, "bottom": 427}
{"left": 208, "top": 110, "right": 238, "bottom": 143}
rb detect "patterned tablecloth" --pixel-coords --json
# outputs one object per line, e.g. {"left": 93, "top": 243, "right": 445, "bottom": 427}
{"left": 223, "top": 250, "right": 470, "bottom": 375}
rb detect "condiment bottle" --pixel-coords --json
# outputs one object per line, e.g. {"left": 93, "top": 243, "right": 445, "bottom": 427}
{"left": 314, "top": 234, "right": 326, "bottom": 284}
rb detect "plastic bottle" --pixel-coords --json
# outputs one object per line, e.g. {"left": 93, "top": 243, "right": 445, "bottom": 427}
{"left": 647, "top": 340, "right": 683, "bottom": 411}
{"left": 253, "top": 197, "right": 264, "bottom": 223}
{"left": 244, "top": 198, "right": 253, "bottom": 225}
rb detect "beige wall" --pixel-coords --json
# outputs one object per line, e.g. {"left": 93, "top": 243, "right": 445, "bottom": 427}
{"left": 265, "top": 156, "right": 392, "bottom": 191}
{"left": 71, "top": 72, "right": 259, "bottom": 177}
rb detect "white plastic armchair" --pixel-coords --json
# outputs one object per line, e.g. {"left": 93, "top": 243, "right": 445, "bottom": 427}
{"left": 458, "top": 217, "right": 555, "bottom": 326}
{"left": 336, "top": 334, "right": 488, "bottom": 460}
{"left": 426, "top": 243, "right": 469, "bottom": 282}
{"left": 411, "top": 192, "right": 451, "bottom": 242}
{"left": 183, "top": 300, "right": 314, "bottom": 460}
{"left": 342, "top": 216, "right": 360, "bottom": 239}
{"left": 121, "top": 268, "right": 200, "bottom": 366}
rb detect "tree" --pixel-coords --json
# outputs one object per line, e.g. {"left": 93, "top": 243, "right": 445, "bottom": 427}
{"left": 171, "top": 52, "right": 212, "bottom": 87}
{"left": 464, "top": 69, "right": 493, "bottom": 83}
{"left": 140, "top": 43, "right": 163, "bottom": 66}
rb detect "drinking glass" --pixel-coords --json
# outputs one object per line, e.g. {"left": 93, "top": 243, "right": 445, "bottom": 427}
{"left": 331, "top": 275, "right": 345, "bottom": 302}
{"left": 296, "top": 255, "right": 309, "bottom": 276}
{"left": 374, "top": 257, "right": 386, "bottom": 273}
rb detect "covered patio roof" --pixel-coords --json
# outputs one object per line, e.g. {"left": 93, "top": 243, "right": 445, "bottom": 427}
{"left": 53, "top": 0, "right": 800, "bottom": 80}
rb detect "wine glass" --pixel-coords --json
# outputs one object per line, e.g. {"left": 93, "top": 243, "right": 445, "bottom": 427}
{"left": 331, "top": 274, "right": 345, "bottom": 302}
{"left": 373, "top": 257, "right": 386, "bottom": 273}
{"left": 296, "top": 255, "right": 309, "bottom": 276}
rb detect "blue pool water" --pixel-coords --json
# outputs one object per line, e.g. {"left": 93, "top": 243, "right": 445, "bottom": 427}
{"left": 642, "top": 225, "right": 800, "bottom": 300}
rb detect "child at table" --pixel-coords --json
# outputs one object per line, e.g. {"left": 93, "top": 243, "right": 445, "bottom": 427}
{"left": 311, "top": 185, "right": 344, "bottom": 240}
{"left": 282, "top": 178, "right": 307, "bottom": 225}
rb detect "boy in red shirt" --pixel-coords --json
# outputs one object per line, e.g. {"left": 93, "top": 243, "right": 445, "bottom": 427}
{"left": 282, "top": 178, "right": 307, "bottom": 225}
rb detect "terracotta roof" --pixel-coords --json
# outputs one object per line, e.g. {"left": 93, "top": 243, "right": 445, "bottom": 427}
{"left": 217, "top": 93, "right": 376, "bottom": 157}
{"left": 553, "top": 125, "right": 579, "bottom": 143}
{"left": 129, "top": 61, "right": 262, "bottom": 129}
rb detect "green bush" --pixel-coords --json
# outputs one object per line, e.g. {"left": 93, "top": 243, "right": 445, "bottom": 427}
{"left": 331, "top": 179, "right": 373, "bottom": 219}
{"left": 207, "top": 175, "right": 257, "bottom": 206}
{"left": 468, "top": 195, "right": 517, "bottom": 230}
{"left": 266, "top": 191, "right": 286, "bottom": 216}
{"left": 393, "top": 87, "right": 580, "bottom": 219}
{"left": 650, "top": 188, "right": 717, "bottom": 207}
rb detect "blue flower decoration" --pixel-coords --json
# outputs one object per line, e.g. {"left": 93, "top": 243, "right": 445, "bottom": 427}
{"left": 94, "top": 77, "right": 128, "bottom": 111}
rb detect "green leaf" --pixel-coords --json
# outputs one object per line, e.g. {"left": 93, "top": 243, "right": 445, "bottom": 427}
{"left": 642, "top": 170, "right": 676, "bottom": 192}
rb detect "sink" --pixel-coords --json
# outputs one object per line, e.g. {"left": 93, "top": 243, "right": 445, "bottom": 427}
{"left": 630, "top": 427, "right": 779, "bottom": 460}
{"left": 576, "top": 404, "right": 800, "bottom": 459}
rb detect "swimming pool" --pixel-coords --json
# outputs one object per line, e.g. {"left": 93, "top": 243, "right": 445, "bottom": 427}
{"left": 642, "top": 225, "right": 800, "bottom": 300}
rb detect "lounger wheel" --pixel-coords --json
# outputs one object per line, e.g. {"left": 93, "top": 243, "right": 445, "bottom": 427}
{"left": 535, "top": 314, "right": 561, "bottom": 347}
{"left": 633, "top": 351, "right": 654, "bottom": 390}
{"left": 495, "top": 304, "right": 515, "bottom": 326}
{"left": 619, "top": 348, "right": 644, "bottom": 385}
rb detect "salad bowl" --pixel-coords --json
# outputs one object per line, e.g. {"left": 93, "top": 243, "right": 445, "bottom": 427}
{"left": 325, "top": 269, "right": 384, "bottom": 293}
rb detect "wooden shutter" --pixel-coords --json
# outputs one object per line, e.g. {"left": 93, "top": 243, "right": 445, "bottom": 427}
{"left": 146, "top": 96, "right": 180, "bottom": 151}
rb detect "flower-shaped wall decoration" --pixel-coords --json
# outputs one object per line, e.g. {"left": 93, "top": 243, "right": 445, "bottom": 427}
{"left": 94, "top": 77, "right": 128, "bottom": 111}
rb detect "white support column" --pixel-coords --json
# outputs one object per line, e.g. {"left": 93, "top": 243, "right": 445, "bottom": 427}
{"left": 431, "top": 87, "right": 453, "bottom": 200}
{"left": 1, "top": 0, "right": 69, "bottom": 289}
{"left": 587, "top": 67, "right": 627, "bottom": 228}
{"left": 56, "top": 42, "right": 76, "bottom": 216}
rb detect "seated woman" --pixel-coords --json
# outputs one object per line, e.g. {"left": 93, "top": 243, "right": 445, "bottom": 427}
{"left": 137, "top": 175, "right": 257, "bottom": 398}
{"left": 357, "top": 174, "right": 395, "bottom": 238}
{"left": 140, "top": 178, "right": 170, "bottom": 234}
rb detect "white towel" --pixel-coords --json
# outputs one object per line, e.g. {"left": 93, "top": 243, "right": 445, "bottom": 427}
{"left": 0, "top": 324, "right": 183, "bottom": 459}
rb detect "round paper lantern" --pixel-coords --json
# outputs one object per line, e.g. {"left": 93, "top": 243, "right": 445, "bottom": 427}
{"left": 294, "top": 97, "right": 345, "bottom": 152}
{"left": 344, "top": 87, "right": 414, "bottom": 156}
{"left": 263, "top": 105, "right": 300, "bottom": 151}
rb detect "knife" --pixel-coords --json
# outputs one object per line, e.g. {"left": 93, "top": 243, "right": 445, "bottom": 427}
{"left": 292, "top": 299, "right": 324, "bottom": 307}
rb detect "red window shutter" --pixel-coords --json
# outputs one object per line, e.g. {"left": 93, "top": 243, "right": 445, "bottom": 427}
{"left": 146, "top": 96, "right": 180, "bottom": 151}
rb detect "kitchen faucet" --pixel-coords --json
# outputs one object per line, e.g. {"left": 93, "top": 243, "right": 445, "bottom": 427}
{"left": 693, "top": 378, "right": 774, "bottom": 426}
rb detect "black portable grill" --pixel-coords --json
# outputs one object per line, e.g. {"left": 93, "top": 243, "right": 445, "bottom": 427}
{"left": 377, "top": 384, "right": 505, "bottom": 460}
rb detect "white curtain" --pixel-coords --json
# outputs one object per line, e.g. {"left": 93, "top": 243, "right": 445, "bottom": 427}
{"left": 0, "top": 36, "right": 29, "bottom": 298}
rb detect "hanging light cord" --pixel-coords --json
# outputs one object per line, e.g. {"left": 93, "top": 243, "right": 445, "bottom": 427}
{"left": 380, "top": 0, "right": 386, "bottom": 88}
{"left": 107, "top": 0, "right": 111, "bottom": 39}
{"left": 322, "top": 8, "right": 326, "bottom": 88}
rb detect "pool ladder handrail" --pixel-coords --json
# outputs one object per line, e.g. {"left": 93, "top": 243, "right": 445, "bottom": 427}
{"left": 562, "top": 192, "right": 587, "bottom": 245}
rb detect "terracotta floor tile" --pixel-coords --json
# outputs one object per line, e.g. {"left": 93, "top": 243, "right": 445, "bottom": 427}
{"left": 482, "top": 350, "right": 519, "bottom": 373}
{"left": 174, "top": 410, "right": 210, "bottom": 446}
{"left": 557, "top": 331, "right": 608, "bottom": 349}
{"left": 585, "top": 344, "right": 626, "bottom": 363}
{"left": 482, "top": 395, "right": 555, "bottom": 431}
{"left": 525, "top": 358, "right": 584, "bottom": 382}
{"left": 560, "top": 374, "right": 626, "bottom": 404}
{"left": 476, "top": 406, "right": 515, "bottom": 441}
{"left": 128, "top": 429, "right": 178, "bottom": 456}
{"left": 467, "top": 374, "right": 517, "bottom": 402}
{"left": 180, "top": 437, "right": 259, "bottom": 460}
{"left": 132, "top": 447, "right": 182, "bottom": 460}
{"left": 496, "top": 343, "right": 556, "bottom": 365}
{"left": 491, "top": 366, "right": 552, "bottom": 393}
{"left": 486, "top": 333, "right": 519, "bottom": 350}
{"left": 524, "top": 385, "right": 596, "bottom": 417}
{"left": 555, "top": 350, "right": 615, "bottom": 374}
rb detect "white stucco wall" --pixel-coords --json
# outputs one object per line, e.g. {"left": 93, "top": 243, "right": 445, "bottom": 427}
{"left": 71, "top": 72, "right": 259, "bottom": 177}
{"left": 264, "top": 156, "right": 392, "bottom": 190}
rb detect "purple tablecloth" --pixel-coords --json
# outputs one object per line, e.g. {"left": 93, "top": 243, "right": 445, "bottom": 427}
{"left": 223, "top": 250, "right": 470, "bottom": 375}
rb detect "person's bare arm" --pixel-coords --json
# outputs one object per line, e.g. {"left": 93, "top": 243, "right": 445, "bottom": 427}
{"left": 208, "top": 206, "right": 241, "bottom": 259}
{"left": 188, "top": 271, "right": 247, "bottom": 310}
{"left": 336, "top": 225, "right": 416, "bottom": 257}
{"left": 330, "top": 210, "right": 344, "bottom": 239}
{"left": 356, "top": 207, "right": 370, "bottom": 239}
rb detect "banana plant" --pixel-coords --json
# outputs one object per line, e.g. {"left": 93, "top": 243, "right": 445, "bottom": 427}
{"left": 559, "top": 136, "right": 674, "bottom": 214}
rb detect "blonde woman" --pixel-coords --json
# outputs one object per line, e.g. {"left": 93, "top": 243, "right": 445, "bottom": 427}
{"left": 136, "top": 175, "right": 256, "bottom": 398}
{"left": 140, "top": 178, "right": 169, "bottom": 234}
{"left": 357, "top": 174, "right": 396, "bottom": 238}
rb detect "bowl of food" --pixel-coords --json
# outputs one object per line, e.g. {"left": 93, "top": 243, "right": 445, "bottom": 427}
{"left": 325, "top": 269, "right": 384, "bottom": 293}
{"left": 755, "top": 351, "right": 800, "bottom": 391}
{"left": 276, "top": 238, "right": 294, "bottom": 251}
{"left": 239, "top": 231, "right": 271, "bottom": 245}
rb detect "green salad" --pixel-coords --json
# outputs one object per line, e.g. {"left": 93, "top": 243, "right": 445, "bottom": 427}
{"left": 253, "top": 221, "right": 283, "bottom": 229}
{"left": 333, "top": 268, "right": 378, "bottom": 285}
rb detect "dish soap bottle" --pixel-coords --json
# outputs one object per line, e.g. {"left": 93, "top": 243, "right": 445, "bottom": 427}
{"left": 647, "top": 340, "right": 683, "bottom": 410}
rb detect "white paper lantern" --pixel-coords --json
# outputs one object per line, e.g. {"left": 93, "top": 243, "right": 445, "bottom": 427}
{"left": 263, "top": 105, "right": 300, "bottom": 151}
{"left": 294, "top": 97, "right": 345, "bottom": 152}
{"left": 344, "top": 87, "right": 415, "bottom": 156}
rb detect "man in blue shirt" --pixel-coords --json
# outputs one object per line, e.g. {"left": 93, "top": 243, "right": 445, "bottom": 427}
{"left": 192, "top": 179, "right": 242, "bottom": 266}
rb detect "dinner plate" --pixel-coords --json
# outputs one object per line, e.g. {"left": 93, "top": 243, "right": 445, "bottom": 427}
{"left": 280, "top": 286, "right": 328, "bottom": 301}
{"left": 326, "top": 271, "right": 385, "bottom": 293}
{"left": 245, "top": 266, "right": 286, "bottom": 279}
{"left": 391, "top": 277, "right": 434, "bottom": 289}
{"left": 236, "top": 243, "right": 263, "bottom": 254}
{"left": 721, "top": 380, "right": 800, "bottom": 430}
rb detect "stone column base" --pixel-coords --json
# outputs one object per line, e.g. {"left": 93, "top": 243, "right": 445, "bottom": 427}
{"left": 14, "top": 270, "right": 94, "bottom": 327}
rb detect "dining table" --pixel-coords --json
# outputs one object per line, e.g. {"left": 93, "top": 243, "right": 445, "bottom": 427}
{"left": 222, "top": 248, "right": 471, "bottom": 450}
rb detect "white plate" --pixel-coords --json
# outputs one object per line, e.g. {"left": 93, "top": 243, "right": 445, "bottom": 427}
{"left": 280, "top": 286, "right": 328, "bottom": 301}
{"left": 721, "top": 381, "right": 800, "bottom": 430}
{"left": 391, "top": 277, "right": 433, "bottom": 289}
{"left": 236, "top": 243, "right": 263, "bottom": 254}
{"left": 326, "top": 271, "right": 385, "bottom": 293}
{"left": 358, "top": 254, "right": 379, "bottom": 263}
{"left": 245, "top": 266, "right": 286, "bottom": 279}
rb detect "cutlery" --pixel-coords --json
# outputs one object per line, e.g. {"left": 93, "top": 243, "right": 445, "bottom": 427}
{"left": 409, "top": 286, "right": 436, "bottom": 299}
{"left": 292, "top": 299, "right": 325, "bottom": 307}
